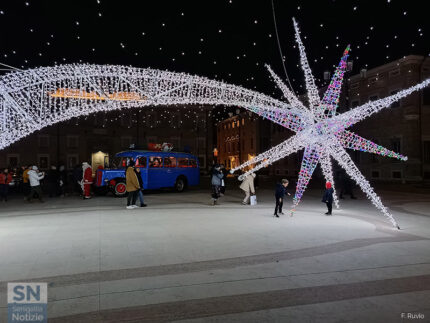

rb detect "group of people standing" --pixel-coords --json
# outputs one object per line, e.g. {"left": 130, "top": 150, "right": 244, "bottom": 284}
{"left": 0, "top": 162, "right": 95, "bottom": 203}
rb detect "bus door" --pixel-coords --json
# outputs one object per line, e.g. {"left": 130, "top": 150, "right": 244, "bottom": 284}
{"left": 135, "top": 156, "right": 148, "bottom": 189}
{"left": 148, "top": 156, "right": 163, "bottom": 189}
{"left": 163, "top": 156, "right": 177, "bottom": 186}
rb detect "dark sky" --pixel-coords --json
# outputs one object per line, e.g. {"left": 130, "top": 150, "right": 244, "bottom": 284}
{"left": 0, "top": 0, "right": 429, "bottom": 98}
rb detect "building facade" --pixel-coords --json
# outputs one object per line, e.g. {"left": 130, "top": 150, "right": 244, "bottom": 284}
{"left": 1, "top": 105, "right": 215, "bottom": 173}
{"left": 346, "top": 55, "right": 430, "bottom": 182}
{"left": 216, "top": 55, "right": 430, "bottom": 183}
{"left": 216, "top": 111, "right": 271, "bottom": 172}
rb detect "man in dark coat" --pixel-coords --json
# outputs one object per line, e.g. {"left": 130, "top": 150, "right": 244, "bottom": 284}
{"left": 274, "top": 179, "right": 290, "bottom": 217}
{"left": 73, "top": 164, "right": 83, "bottom": 195}
{"left": 45, "top": 166, "right": 60, "bottom": 197}
{"left": 322, "top": 182, "right": 334, "bottom": 215}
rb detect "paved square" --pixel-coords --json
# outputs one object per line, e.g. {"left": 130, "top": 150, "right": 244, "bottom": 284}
{"left": 0, "top": 184, "right": 429, "bottom": 322}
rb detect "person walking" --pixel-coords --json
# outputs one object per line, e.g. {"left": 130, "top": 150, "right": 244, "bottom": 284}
{"left": 220, "top": 164, "right": 228, "bottom": 196}
{"left": 0, "top": 168, "right": 13, "bottom": 202}
{"left": 22, "top": 165, "right": 31, "bottom": 200}
{"left": 274, "top": 179, "right": 290, "bottom": 217}
{"left": 73, "top": 164, "right": 83, "bottom": 196}
{"left": 27, "top": 166, "right": 45, "bottom": 202}
{"left": 134, "top": 167, "right": 147, "bottom": 207}
{"left": 210, "top": 164, "right": 224, "bottom": 205}
{"left": 322, "top": 182, "right": 334, "bottom": 215}
{"left": 126, "top": 160, "right": 140, "bottom": 209}
{"left": 46, "top": 165, "right": 60, "bottom": 197}
{"left": 339, "top": 172, "right": 356, "bottom": 199}
{"left": 239, "top": 173, "right": 256, "bottom": 205}
{"left": 82, "top": 162, "right": 93, "bottom": 199}
{"left": 58, "top": 165, "right": 67, "bottom": 197}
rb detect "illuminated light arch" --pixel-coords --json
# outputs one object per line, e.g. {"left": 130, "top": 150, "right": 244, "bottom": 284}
{"left": 0, "top": 63, "right": 308, "bottom": 150}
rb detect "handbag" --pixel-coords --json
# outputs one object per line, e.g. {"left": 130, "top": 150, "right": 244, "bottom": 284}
{"left": 250, "top": 195, "right": 257, "bottom": 206}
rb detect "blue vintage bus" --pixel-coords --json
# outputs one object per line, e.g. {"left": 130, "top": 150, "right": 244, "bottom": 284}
{"left": 95, "top": 150, "right": 200, "bottom": 196}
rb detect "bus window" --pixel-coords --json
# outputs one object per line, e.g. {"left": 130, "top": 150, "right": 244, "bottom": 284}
{"left": 149, "top": 156, "right": 162, "bottom": 168}
{"left": 178, "top": 158, "right": 189, "bottom": 168}
{"left": 164, "top": 157, "right": 176, "bottom": 168}
{"left": 136, "top": 157, "right": 147, "bottom": 168}
{"left": 118, "top": 157, "right": 133, "bottom": 168}
{"left": 189, "top": 159, "right": 197, "bottom": 168}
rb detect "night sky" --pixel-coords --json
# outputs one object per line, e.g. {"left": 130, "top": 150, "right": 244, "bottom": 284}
{"left": 0, "top": 0, "right": 429, "bottom": 99}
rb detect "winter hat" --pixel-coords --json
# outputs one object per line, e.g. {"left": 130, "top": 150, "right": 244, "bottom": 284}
{"left": 326, "top": 182, "right": 332, "bottom": 189}
{"left": 32, "top": 166, "right": 38, "bottom": 170}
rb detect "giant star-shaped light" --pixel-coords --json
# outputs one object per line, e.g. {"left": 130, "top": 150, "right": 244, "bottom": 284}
{"left": 232, "top": 19, "right": 430, "bottom": 229}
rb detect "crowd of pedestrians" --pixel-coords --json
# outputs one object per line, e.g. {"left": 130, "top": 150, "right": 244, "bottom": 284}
{"left": 2, "top": 159, "right": 354, "bottom": 217}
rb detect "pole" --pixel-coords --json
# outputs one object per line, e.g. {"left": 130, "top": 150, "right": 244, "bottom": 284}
{"left": 57, "top": 123, "right": 60, "bottom": 166}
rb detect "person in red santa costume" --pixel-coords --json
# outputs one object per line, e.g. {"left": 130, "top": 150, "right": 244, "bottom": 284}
{"left": 82, "top": 162, "right": 93, "bottom": 199}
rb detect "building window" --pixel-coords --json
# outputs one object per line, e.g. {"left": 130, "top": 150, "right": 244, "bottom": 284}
{"left": 120, "top": 112, "right": 132, "bottom": 128}
{"left": 67, "top": 154, "right": 79, "bottom": 169}
{"left": 350, "top": 83, "right": 359, "bottom": 90}
{"left": 121, "top": 136, "right": 133, "bottom": 149}
{"left": 391, "top": 138, "right": 401, "bottom": 163}
{"left": 250, "top": 138, "right": 254, "bottom": 149}
{"left": 372, "top": 140, "right": 380, "bottom": 163}
{"left": 146, "top": 136, "right": 157, "bottom": 146}
{"left": 389, "top": 69, "right": 400, "bottom": 78}
{"left": 38, "top": 154, "right": 50, "bottom": 170}
{"left": 423, "top": 87, "right": 430, "bottom": 106}
{"left": 353, "top": 150, "right": 360, "bottom": 164}
{"left": 371, "top": 170, "right": 380, "bottom": 179}
{"left": 350, "top": 100, "right": 359, "bottom": 109}
{"left": 197, "top": 137, "right": 206, "bottom": 149}
{"left": 38, "top": 135, "right": 50, "bottom": 148}
{"left": 368, "top": 77, "right": 378, "bottom": 85}
{"left": 242, "top": 119, "right": 245, "bottom": 126}
{"left": 198, "top": 155, "right": 206, "bottom": 168}
{"left": 392, "top": 170, "right": 402, "bottom": 179}
{"left": 390, "top": 90, "right": 400, "bottom": 108}
{"left": 423, "top": 141, "right": 430, "bottom": 163}
{"left": 7, "top": 154, "right": 20, "bottom": 168}
{"left": 67, "top": 135, "right": 79, "bottom": 148}
{"left": 391, "top": 138, "right": 401, "bottom": 153}
{"left": 171, "top": 137, "right": 181, "bottom": 151}
{"left": 146, "top": 112, "right": 157, "bottom": 128}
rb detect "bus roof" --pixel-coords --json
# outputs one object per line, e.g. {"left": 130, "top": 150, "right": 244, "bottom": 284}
{"left": 115, "top": 150, "right": 198, "bottom": 158}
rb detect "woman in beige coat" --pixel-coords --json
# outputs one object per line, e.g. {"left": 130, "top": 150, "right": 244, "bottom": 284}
{"left": 126, "top": 160, "right": 140, "bottom": 209}
{"left": 240, "top": 173, "right": 256, "bottom": 205}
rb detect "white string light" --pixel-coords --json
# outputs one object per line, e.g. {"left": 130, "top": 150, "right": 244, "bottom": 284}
{"left": 0, "top": 64, "right": 306, "bottom": 150}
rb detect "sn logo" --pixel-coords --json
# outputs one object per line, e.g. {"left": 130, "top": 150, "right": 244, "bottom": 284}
{"left": 13, "top": 285, "right": 41, "bottom": 302}
{"left": 8, "top": 283, "right": 47, "bottom": 304}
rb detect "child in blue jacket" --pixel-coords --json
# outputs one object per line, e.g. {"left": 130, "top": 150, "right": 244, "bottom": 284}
{"left": 322, "top": 182, "right": 334, "bottom": 215}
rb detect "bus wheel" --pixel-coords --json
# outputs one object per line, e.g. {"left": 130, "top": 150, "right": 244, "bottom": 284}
{"left": 175, "top": 177, "right": 186, "bottom": 192}
{"left": 114, "top": 181, "right": 127, "bottom": 197}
